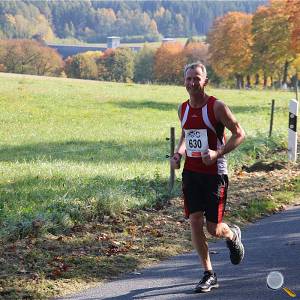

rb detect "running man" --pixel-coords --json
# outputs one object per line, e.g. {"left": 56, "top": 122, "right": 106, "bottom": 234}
{"left": 170, "top": 62, "right": 245, "bottom": 293}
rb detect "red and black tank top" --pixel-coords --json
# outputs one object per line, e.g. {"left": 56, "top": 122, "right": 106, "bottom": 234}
{"left": 180, "top": 96, "right": 227, "bottom": 175}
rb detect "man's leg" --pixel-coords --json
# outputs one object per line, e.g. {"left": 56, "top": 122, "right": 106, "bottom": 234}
{"left": 183, "top": 171, "right": 219, "bottom": 292}
{"left": 206, "top": 221, "right": 244, "bottom": 265}
{"left": 190, "top": 211, "right": 212, "bottom": 271}
{"left": 190, "top": 212, "right": 219, "bottom": 293}
{"left": 206, "top": 221, "right": 234, "bottom": 240}
{"left": 205, "top": 174, "right": 244, "bottom": 265}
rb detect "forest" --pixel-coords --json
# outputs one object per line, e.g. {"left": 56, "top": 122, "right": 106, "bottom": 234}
{"left": 0, "top": 0, "right": 265, "bottom": 42}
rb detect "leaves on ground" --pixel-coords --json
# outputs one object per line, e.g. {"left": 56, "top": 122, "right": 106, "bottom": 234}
{"left": 0, "top": 161, "right": 299, "bottom": 299}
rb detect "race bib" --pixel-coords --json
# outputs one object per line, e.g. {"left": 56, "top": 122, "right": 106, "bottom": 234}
{"left": 185, "top": 129, "right": 208, "bottom": 157}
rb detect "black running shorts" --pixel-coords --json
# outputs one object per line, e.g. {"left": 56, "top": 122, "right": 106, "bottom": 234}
{"left": 182, "top": 169, "right": 229, "bottom": 223}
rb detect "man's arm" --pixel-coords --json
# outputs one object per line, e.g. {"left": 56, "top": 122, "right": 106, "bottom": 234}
{"left": 175, "top": 128, "right": 186, "bottom": 153}
{"left": 170, "top": 104, "right": 186, "bottom": 169}
{"left": 202, "top": 100, "right": 245, "bottom": 166}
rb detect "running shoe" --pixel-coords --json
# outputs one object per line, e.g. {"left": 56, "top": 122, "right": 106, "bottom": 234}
{"left": 226, "top": 224, "right": 245, "bottom": 265}
{"left": 194, "top": 271, "right": 219, "bottom": 293}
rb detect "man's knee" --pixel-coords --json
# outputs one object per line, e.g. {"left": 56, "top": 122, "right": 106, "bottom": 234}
{"left": 207, "top": 222, "right": 223, "bottom": 238}
{"left": 189, "top": 212, "right": 204, "bottom": 229}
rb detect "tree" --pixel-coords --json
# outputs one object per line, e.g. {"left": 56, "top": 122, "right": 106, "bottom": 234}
{"left": 207, "top": 12, "right": 253, "bottom": 88}
{"left": 64, "top": 51, "right": 101, "bottom": 79}
{"left": 0, "top": 39, "right": 63, "bottom": 76}
{"left": 154, "top": 42, "right": 186, "bottom": 84}
{"left": 102, "top": 47, "right": 135, "bottom": 82}
{"left": 252, "top": 2, "right": 293, "bottom": 88}
{"left": 154, "top": 7, "right": 173, "bottom": 37}
{"left": 29, "top": 43, "right": 64, "bottom": 76}
{"left": 91, "top": 8, "right": 116, "bottom": 42}
{"left": 183, "top": 41, "right": 209, "bottom": 65}
{"left": 174, "top": 14, "right": 185, "bottom": 36}
{"left": 0, "top": 1, "right": 265, "bottom": 43}
{"left": 286, "top": 0, "right": 300, "bottom": 87}
{"left": 1, "top": 9, "right": 55, "bottom": 40}
{"left": 286, "top": 0, "right": 300, "bottom": 53}
{"left": 134, "top": 45, "right": 156, "bottom": 83}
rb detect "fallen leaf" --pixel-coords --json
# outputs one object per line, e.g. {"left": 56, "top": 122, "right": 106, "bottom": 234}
{"left": 51, "top": 268, "right": 62, "bottom": 277}
{"left": 111, "top": 241, "right": 121, "bottom": 246}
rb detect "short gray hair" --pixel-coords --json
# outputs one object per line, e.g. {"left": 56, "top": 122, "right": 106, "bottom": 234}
{"left": 184, "top": 62, "right": 207, "bottom": 78}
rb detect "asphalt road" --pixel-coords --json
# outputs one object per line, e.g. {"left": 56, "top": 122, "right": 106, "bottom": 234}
{"left": 58, "top": 206, "right": 300, "bottom": 300}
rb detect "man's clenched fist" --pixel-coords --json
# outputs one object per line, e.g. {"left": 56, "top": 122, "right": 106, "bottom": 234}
{"left": 170, "top": 152, "right": 182, "bottom": 169}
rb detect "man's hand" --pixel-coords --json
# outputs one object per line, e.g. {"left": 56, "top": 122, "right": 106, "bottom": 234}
{"left": 170, "top": 152, "right": 182, "bottom": 169}
{"left": 201, "top": 149, "right": 220, "bottom": 166}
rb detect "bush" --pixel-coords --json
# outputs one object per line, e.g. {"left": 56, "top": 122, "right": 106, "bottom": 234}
{"left": 0, "top": 39, "right": 64, "bottom": 76}
{"left": 100, "top": 47, "right": 135, "bottom": 82}
{"left": 64, "top": 52, "right": 100, "bottom": 80}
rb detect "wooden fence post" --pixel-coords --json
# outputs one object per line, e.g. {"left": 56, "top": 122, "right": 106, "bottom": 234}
{"left": 169, "top": 127, "right": 175, "bottom": 192}
{"left": 166, "top": 127, "right": 175, "bottom": 193}
{"left": 295, "top": 76, "right": 298, "bottom": 101}
{"left": 269, "top": 99, "right": 275, "bottom": 137}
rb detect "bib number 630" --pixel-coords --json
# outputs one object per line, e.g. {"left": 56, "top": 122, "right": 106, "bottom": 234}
{"left": 189, "top": 139, "right": 202, "bottom": 148}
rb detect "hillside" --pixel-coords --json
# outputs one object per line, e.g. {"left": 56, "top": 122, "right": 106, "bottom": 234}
{"left": 0, "top": 0, "right": 266, "bottom": 43}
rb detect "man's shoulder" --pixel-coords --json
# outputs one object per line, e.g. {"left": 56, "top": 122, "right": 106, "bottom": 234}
{"left": 208, "top": 95, "right": 222, "bottom": 104}
{"left": 210, "top": 97, "right": 228, "bottom": 122}
{"left": 211, "top": 97, "right": 225, "bottom": 109}
{"left": 178, "top": 99, "right": 188, "bottom": 107}
{"left": 181, "top": 99, "right": 189, "bottom": 105}
{"left": 177, "top": 103, "right": 183, "bottom": 119}
{"left": 178, "top": 100, "right": 189, "bottom": 118}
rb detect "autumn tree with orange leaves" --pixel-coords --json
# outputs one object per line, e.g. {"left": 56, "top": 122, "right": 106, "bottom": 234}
{"left": 286, "top": 0, "right": 300, "bottom": 82}
{"left": 286, "top": 0, "right": 300, "bottom": 53}
{"left": 64, "top": 51, "right": 102, "bottom": 80}
{"left": 154, "top": 42, "right": 186, "bottom": 84}
{"left": 183, "top": 41, "right": 209, "bottom": 65}
{"left": 252, "top": 1, "right": 296, "bottom": 88}
{"left": 0, "top": 39, "right": 63, "bottom": 76}
{"left": 207, "top": 12, "right": 253, "bottom": 89}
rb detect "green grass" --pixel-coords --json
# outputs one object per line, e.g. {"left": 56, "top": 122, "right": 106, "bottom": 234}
{"left": 228, "top": 177, "right": 300, "bottom": 224}
{"left": 0, "top": 73, "right": 295, "bottom": 239}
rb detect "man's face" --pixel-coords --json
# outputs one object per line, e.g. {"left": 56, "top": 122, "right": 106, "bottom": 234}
{"left": 184, "top": 67, "right": 207, "bottom": 95}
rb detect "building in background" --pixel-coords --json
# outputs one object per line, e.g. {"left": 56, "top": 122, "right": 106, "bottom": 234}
{"left": 107, "top": 36, "right": 120, "bottom": 49}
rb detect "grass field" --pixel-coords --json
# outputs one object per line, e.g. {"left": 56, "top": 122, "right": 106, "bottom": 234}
{"left": 0, "top": 73, "right": 295, "bottom": 240}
